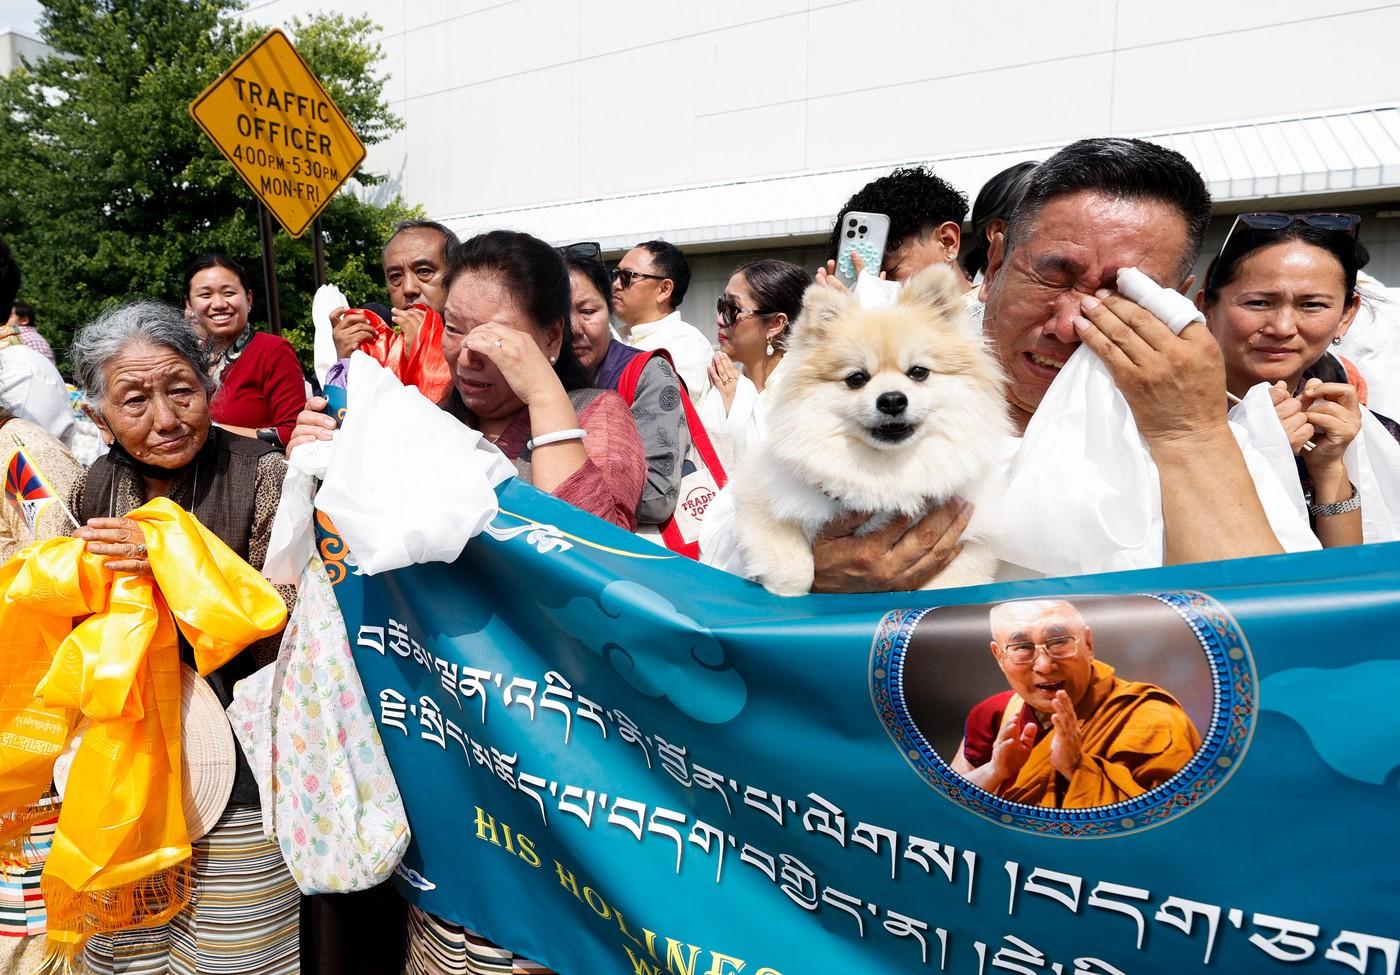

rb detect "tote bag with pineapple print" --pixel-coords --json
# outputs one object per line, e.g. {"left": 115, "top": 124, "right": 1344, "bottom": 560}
{"left": 229, "top": 553, "right": 410, "bottom": 894}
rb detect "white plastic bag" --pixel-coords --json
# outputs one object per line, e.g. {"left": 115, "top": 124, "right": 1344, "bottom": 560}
{"left": 262, "top": 438, "right": 334, "bottom": 586}
{"left": 229, "top": 554, "right": 410, "bottom": 894}
{"left": 312, "top": 353, "right": 516, "bottom": 575}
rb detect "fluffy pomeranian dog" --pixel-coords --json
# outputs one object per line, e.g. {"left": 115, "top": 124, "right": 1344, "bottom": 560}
{"left": 731, "top": 264, "right": 1011, "bottom": 595}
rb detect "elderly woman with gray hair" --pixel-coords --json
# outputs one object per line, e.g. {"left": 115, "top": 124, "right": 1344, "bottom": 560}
{"left": 67, "top": 299, "right": 299, "bottom": 975}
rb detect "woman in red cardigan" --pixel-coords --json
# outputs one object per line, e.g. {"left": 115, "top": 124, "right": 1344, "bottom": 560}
{"left": 185, "top": 254, "right": 307, "bottom": 446}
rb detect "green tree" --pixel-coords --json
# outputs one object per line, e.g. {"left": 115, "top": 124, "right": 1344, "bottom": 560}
{"left": 0, "top": 0, "right": 419, "bottom": 367}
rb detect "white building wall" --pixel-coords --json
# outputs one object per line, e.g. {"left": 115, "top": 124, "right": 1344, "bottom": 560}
{"left": 242, "top": 2, "right": 1400, "bottom": 337}
{"left": 243, "top": 1, "right": 1400, "bottom": 216}
{"left": 0, "top": 30, "right": 52, "bottom": 76}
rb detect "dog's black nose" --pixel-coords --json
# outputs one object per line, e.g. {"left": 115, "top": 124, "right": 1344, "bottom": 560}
{"left": 876, "top": 391, "right": 907, "bottom": 416}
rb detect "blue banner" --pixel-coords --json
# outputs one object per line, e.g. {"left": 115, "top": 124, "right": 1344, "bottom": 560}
{"left": 324, "top": 480, "right": 1400, "bottom": 975}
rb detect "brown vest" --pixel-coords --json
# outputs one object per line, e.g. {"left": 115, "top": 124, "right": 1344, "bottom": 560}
{"left": 77, "top": 428, "right": 275, "bottom": 558}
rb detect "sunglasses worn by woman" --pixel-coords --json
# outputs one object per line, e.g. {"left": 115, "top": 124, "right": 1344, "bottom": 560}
{"left": 715, "top": 294, "right": 776, "bottom": 328}
{"left": 699, "top": 259, "right": 810, "bottom": 464}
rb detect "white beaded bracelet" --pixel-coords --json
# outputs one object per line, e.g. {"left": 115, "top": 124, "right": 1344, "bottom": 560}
{"left": 526, "top": 428, "right": 586, "bottom": 451}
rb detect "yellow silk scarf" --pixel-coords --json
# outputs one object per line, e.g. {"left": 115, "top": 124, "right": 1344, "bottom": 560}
{"left": 0, "top": 497, "right": 287, "bottom": 962}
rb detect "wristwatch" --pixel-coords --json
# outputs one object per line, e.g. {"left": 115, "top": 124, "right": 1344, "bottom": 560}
{"left": 1306, "top": 483, "right": 1360, "bottom": 518}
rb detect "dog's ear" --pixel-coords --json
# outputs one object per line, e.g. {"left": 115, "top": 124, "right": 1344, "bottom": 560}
{"left": 794, "top": 281, "right": 853, "bottom": 340}
{"left": 899, "top": 263, "right": 965, "bottom": 322}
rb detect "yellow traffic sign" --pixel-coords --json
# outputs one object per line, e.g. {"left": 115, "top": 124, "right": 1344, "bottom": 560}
{"left": 189, "top": 29, "right": 366, "bottom": 238}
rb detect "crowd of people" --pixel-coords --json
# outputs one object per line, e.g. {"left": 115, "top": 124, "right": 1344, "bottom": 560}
{"left": 2, "top": 133, "right": 1398, "bottom": 974}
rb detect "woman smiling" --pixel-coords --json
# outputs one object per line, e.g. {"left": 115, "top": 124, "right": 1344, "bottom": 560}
{"left": 184, "top": 254, "right": 307, "bottom": 447}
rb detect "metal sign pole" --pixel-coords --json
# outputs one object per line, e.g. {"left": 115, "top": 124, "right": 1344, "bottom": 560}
{"left": 258, "top": 203, "right": 282, "bottom": 335}
{"left": 312, "top": 217, "right": 327, "bottom": 288}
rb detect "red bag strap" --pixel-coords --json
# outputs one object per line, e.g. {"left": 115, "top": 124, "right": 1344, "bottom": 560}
{"left": 678, "top": 383, "right": 726, "bottom": 489}
{"left": 616, "top": 350, "right": 650, "bottom": 405}
{"left": 613, "top": 349, "right": 726, "bottom": 483}
{"left": 611, "top": 350, "right": 727, "bottom": 560}
{"left": 658, "top": 382, "right": 728, "bottom": 560}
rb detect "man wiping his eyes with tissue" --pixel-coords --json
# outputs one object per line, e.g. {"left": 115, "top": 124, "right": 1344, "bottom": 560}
{"left": 788, "top": 137, "right": 1290, "bottom": 592}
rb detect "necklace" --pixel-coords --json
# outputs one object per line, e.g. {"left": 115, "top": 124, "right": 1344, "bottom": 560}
{"left": 211, "top": 325, "right": 254, "bottom": 383}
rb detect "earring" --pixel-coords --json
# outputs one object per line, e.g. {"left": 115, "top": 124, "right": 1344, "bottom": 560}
{"left": 765, "top": 341, "right": 774, "bottom": 357}
{"left": 1331, "top": 337, "right": 1342, "bottom": 346}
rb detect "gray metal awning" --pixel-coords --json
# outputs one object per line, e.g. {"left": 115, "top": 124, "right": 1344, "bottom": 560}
{"left": 439, "top": 104, "right": 1400, "bottom": 253}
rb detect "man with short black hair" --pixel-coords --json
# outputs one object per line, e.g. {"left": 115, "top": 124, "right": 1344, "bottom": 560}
{"left": 828, "top": 166, "right": 971, "bottom": 285}
{"left": 6, "top": 301, "right": 55, "bottom": 365}
{"left": 332, "top": 219, "right": 460, "bottom": 359}
{"left": 805, "top": 138, "right": 1286, "bottom": 590}
{"left": 611, "top": 240, "right": 712, "bottom": 398}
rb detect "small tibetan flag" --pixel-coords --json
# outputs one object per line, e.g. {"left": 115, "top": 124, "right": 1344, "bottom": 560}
{"left": 5, "top": 444, "right": 58, "bottom": 533}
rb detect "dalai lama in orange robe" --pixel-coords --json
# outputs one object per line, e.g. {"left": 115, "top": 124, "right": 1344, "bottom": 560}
{"left": 950, "top": 599, "right": 1201, "bottom": 809}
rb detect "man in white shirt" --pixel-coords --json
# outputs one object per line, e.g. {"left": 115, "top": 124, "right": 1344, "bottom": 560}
{"left": 611, "top": 240, "right": 712, "bottom": 399}
{"left": 703, "top": 138, "right": 1287, "bottom": 592}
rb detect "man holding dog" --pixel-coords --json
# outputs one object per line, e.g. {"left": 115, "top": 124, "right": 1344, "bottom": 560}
{"left": 811, "top": 137, "right": 1286, "bottom": 592}
{"left": 951, "top": 599, "right": 1201, "bottom": 808}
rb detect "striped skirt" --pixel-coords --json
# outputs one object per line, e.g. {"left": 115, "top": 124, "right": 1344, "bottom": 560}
{"left": 406, "top": 905, "right": 552, "bottom": 975}
{"left": 0, "top": 809, "right": 58, "bottom": 975}
{"left": 84, "top": 804, "right": 299, "bottom": 975}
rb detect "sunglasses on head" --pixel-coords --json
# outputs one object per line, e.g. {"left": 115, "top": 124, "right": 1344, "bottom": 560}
{"left": 1218, "top": 211, "right": 1360, "bottom": 255}
{"left": 609, "top": 267, "right": 667, "bottom": 290}
{"left": 558, "top": 241, "right": 603, "bottom": 262}
{"left": 1209, "top": 211, "right": 1361, "bottom": 289}
{"left": 716, "top": 294, "right": 774, "bottom": 328}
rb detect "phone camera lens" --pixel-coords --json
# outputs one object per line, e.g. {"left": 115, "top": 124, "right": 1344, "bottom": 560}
{"left": 848, "top": 218, "right": 858, "bottom": 227}
{"left": 846, "top": 230, "right": 855, "bottom": 239}
{"left": 858, "top": 225, "right": 868, "bottom": 234}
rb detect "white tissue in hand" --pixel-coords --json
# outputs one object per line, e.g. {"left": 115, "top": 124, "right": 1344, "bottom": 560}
{"left": 1115, "top": 267, "right": 1204, "bottom": 334}
{"left": 311, "top": 284, "right": 349, "bottom": 385}
{"left": 853, "top": 269, "right": 901, "bottom": 310}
